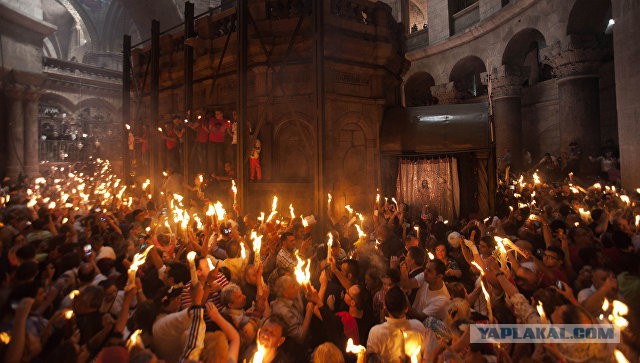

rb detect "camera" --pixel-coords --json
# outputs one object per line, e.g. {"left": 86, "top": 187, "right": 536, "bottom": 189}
{"left": 84, "top": 244, "right": 92, "bottom": 256}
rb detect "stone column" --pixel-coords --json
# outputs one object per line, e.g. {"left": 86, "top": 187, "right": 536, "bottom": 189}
{"left": 612, "top": 0, "right": 640, "bottom": 189}
{"left": 5, "top": 84, "right": 26, "bottom": 179}
{"left": 430, "top": 81, "right": 459, "bottom": 105}
{"left": 482, "top": 65, "right": 528, "bottom": 170}
{"left": 23, "top": 86, "right": 41, "bottom": 177}
{"left": 543, "top": 36, "right": 604, "bottom": 175}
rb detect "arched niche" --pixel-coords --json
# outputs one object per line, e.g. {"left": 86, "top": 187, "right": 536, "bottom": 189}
{"left": 567, "top": 0, "right": 612, "bottom": 36}
{"left": 502, "top": 28, "right": 548, "bottom": 84}
{"left": 405, "top": 72, "right": 436, "bottom": 107}
{"left": 449, "top": 56, "right": 487, "bottom": 99}
{"left": 273, "top": 116, "right": 314, "bottom": 182}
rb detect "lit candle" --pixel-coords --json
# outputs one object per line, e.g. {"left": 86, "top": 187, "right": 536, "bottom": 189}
{"left": 231, "top": 180, "right": 237, "bottom": 204}
{"left": 252, "top": 232, "right": 263, "bottom": 263}
{"left": 345, "top": 338, "right": 366, "bottom": 363}
{"left": 126, "top": 329, "right": 142, "bottom": 351}
{"left": 252, "top": 342, "right": 266, "bottom": 363}
{"left": 481, "top": 279, "right": 493, "bottom": 322}
{"left": 289, "top": 203, "right": 295, "bottom": 220}
{"left": 326, "top": 233, "right": 333, "bottom": 263}
{"left": 64, "top": 309, "right": 74, "bottom": 320}
{"left": 614, "top": 349, "right": 630, "bottom": 363}
{"left": 536, "top": 301, "right": 548, "bottom": 323}
{"left": 187, "top": 251, "right": 198, "bottom": 284}
{"left": 240, "top": 242, "right": 247, "bottom": 259}
{"left": 471, "top": 261, "right": 485, "bottom": 276}
{"left": 294, "top": 251, "right": 311, "bottom": 288}
{"left": 345, "top": 204, "right": 353, "bottom": 215}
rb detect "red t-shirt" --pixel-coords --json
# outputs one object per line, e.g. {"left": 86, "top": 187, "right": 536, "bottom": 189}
{"left": 196, "top": 120, "right": 209, "bottom": 143}
{"left": 209, "top": 118, "right": 229, "bottom": 143}
{"left": 165, "top": 128, "right": 178, "bottom": 150}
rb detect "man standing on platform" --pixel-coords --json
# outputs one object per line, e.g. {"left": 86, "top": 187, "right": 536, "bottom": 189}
{"left": 208, "top": 110, "right": 229, "bottom": 175}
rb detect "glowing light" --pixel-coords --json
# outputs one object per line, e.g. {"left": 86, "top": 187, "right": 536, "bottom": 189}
{"left": 289, "top": 203, "right": 295, "bottom": 219}
{"left": 345, "top": 205, "right": 353, "bottom": 214}
{"left": 126, "top": 329, "right": 142, "bottom": 351}
{"left": 64, "top": 310, "right": 74, "bottom": 320}
{"left": 536, "top": 301, "right": 547, "bottom": 323}
{"left": 345, "top": 338, "right": 365, "bottom": 355}
{"left": 294, "top": 251, "right": 311, "bottom": 286}
{"left": 614, "top": 350, "right": 630, "bottom": 363}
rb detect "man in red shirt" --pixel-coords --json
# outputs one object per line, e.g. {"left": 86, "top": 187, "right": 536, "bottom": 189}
{"left": 189, "top": 111, "right": 210, "bottom": 173}
{"left": 208, "top": 110, "right": 229, "bottom": 175}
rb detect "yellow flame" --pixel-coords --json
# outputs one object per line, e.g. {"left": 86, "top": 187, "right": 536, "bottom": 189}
{"left": 240, "top": 242, "right": 247, "bottom": 259}
{"left": 206, "top": 204, "right": 215, "bottom": 217}
{"left": 231, "top": 180, "right": 237, "bottom": 197}
{"left": 187, "top": 251, "right": 197, "bottom": 263}
{"left": 301, "top": 216, "right": 309, "bottom": 228}
{"left": 391, "top": 197, "right": 398, "bottom": 206}
{"left": 620, "top": 195, "right": 630, "bottom": 205}
{"left": 345, "top": 205, "right": 353, "bottom": 214}
{"left": 252, "top": 232, "right": 263, "bottom": 255}
{"left": 252, "top": 342, "right": 267, "bottom": 363}
{"left": 65, "top": 310, "right": 74, "bottom": 320}
{"left": 533, "top": 172, "right": 540, "bottom": 184}
{"left": 0, "top": 332, "right": 10, "bottom": 344}
{"left": 214, "top": 201, "right": 226, "bottom": 221}
{"left": 536, "top": 300, "right": 547, "bottom": 322}
{"left": 207, "top": 257, "right": 214, "bottom": 271}
{"left": 609, "top": 300, "right": 629, "bottom": 329}
{"left": 635, "top": 215, "right": 640, "bottom": 228}
{"left": 271, "top": 196, "right": 278, "bottom": 212}
{"left": 68, "top": 290, "right": 80, "bottom": 300}
{"left": 427, "top": 251, "right": 434, "bottom": 260}
{"left": 345, "top": 338, "right": 365, "bottom": 354}
{"left": 289, "top": 203, "right": 295, "bottom": 219}
{"left": 602, "top": 298, "right": 610, "bottom": 312}
{"left": 355, "top": 224, "right": 366, "bottom": 239}
{"left": 328, "top": 193, "right": 332, "bottom": 204}
{"left": 614, "top": 349, "right": 630, "bottom": 363}
{"left": 126, "top": 329, "right": 142, "bottom": 351}
{"left": 142, "top": 179, "right": 150, "bottom": 191}
{"left": 294, "top": 251, "right": 311, "bottom": 285}
{"left": 376, "top": 194, "right": 380, "bottom": 203}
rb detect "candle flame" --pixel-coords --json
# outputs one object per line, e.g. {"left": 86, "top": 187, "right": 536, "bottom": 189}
{"left": 345, "top": 204, "right": 353, "bottom": 214}
{"left": 533, "top": 172, "right": 540, "bottom": 184}
{"left": 64, "top": 310, "right": 74, "bottom": 320}
{"left": 609, "top": 300, "right": 629, "bottom": 329}
{"left": 206, "top": 204, "right": 215, "bottom": 217}
{"left": 252, "top": 232, "right": 263, "bottom": 255}
{"left": 289, "top": 203, "right": 295, "bottom": 219}
{"left": 355, "top": 224, "right": 366, "bottom": 238}
{"left": 142, "top": 179, "right": 150, "bottom": 191}
{"left": 614, "top": 350, "right": 630, "bottom": 363}
{"left": 376, "top": 194, "right": 380, "bottom": 203}
{"left": 271, "top": 196, "right": 278, "bottom": 212}
{"left": 240, "top": 242, "right": 247, "bottom": 259}
{"left": 635, "top": 215, "right": 640, "bottom": 228}
{"left": 620, "top": 195, "right": 630, "bottom": 205}
{"left": 187, "top": 251, "right": 197, "bottom": 262}
{"left": 207, "top": 257, "right": 214, "bottom": 271}
{"left": 427, "top": 251, "right": 434, "bottom": 260}
{"left": 301, "top": 216, "right": 309, "bottom": 228}
{"left": 231, "top": 179, "right": 237, "bottom": 195}
{"left": 391, "top": 197, "right": 398, "bottom": 205}
{"left": 346, "top": 338, "right": 365, "bottom": 354}
{"left": 537, "top": 300, "right": 547, "bottom": 322}
{"left": 593, "top": 183, "right": 602, "bottom": 190}
{"left": 602, "top": 298, "right": 610, "bottom": 312}
{"left": 328, "top": 193, "right": 332, "bottom": 204}
{"left": 126, "top": 329, "right": 142, "bottom": 351}
{"left": 68, "top": 290, "right": 80, "bottom": 300}
{"left": 294, "top": 251, "right": 311, "bottom": 286}
{"left": 252, "top": 342, "right": 267, "bottom": 363}
{"left": 214, "top": 201, "right": 226, "bottom": 221}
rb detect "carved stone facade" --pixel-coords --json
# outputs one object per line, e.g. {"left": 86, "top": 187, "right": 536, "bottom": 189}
{"left": 131, "top": 0, "right": 407, "bottom": 214}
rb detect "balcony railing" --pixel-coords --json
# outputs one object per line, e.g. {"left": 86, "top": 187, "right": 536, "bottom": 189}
{"left": 406, "top": 28, "right": 429, "bottom": 52}
{"left": 42, "top": 57, "right": 122, "bottom": 81}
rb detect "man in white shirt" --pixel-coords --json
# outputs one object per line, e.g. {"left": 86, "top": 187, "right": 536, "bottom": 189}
{"left": 367, "top": 285, "right": 426, "bottom": 363}
{"left": 400, "top": 259, "right": 451, "bottom": 322}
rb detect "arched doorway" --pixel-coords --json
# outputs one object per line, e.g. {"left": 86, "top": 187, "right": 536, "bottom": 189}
{"left": 449, "top": 56, "right": 487, "bottom": 100}
{"left": 404, "top": 72, "right": 436, "bottom": 106}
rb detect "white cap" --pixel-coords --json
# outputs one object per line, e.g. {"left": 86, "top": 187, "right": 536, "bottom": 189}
{"left": 96, "top": 246, "right": 116, "bottom": 261}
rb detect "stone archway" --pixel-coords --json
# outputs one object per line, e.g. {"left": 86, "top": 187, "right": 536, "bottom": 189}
{"left": 449, "top": 56, "right": 487, "bottom": 100}
{"left": 404, "top": 72, "right": 436, "bottom": 106}
{"left": 502, "top": 28, "right": 548, "bottom": 85}
{"left": 273, "top": 116, "right": 314, "bottom": 182}
{"left": 567, "top": 0, "right": 612, "bottom": 36}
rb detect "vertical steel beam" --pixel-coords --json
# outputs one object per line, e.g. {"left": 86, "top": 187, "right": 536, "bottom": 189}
{"left": 236, "top": 1, "right": 247, "bottom": 209}
{"left": 184, "top": 2, "right": 194, "bottom": 179}
{"left": 313, "top": 0, "right": 325, "bottom": 219}
{"left": 122, "top": 34, "right": 131, "bottom": 182}
{"left": 150, "top": 20, "right": 160, "bottom": 195}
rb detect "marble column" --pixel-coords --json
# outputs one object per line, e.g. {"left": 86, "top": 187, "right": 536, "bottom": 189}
{"left": 612, "top": 0, "right": 640, "bottom": 190}
{"left": 430, "top": 81, "right": 460, "bottom": 105}
{"left": 543, "top": 36, "right": 604, "bottom": 175}
{"left": 5, "top": 84, "right": 26, "bottom": 179}
{"left": 23, "top": 86, "right": 41, "bottom": 177}
{"left": 482, "top": 65, "right": 529, "bottom": 170}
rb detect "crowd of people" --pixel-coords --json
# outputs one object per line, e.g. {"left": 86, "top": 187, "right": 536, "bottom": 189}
{"left": 0, "top": 158, "right": 639, "bottom": 363}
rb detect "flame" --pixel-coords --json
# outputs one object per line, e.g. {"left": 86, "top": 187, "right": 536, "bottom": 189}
{"left": 206, "top": 204, "right": 215, "bottom": 217}
{"left": 391, "top": 197, "right": 398, "bottom": 206}
{"left": 289, "top": 203, "right": 295, "bottom": 219}
{"left": 327, "top": 233, "right": 333, "bottom": 249}
{"left": 187, "top": 251, "right": 197, "bottom": 263}
{"left": 252, "top": 232, "right": 263, "bottom": 255}
{"left": 68, "top": 290, "right": 80, "bottom": 300}
{"left": 578, "top": 208, "right": 591, "bottom": 223}
{"left": 533, "top": 172, "right": 540, "bottom": 184}
{"left": 258, "top": 212, "right": 265, "bottom": 223}
{"left": 635, "top": 215, "right": 640, "bottom": 228}
{"left": 252, "top": 342, "right": 267, "bottom": 363}
{"left": 0, "top": 332, "right": 10, "bottom": 344}
{"left": 402, "top": 331, "right": 421, "bottom": 363}
{"left": 345, "top": 205, "right": 353, "bottom": 214}
{"left": 509, "top": 206, "right": 514, "bottom": 212}
{"left": 620, "top": 195, "right": 630, "bottom": 205}
{"left": 328, "top": 193, "right": 332, "bottom": 204}
{"left": 537, "top": 301, "right": 547, "bottom": 322}
{"left": 48, "top": 201, "right": 56, "bottom": 209}
{"left": 427, "top": 251, "right": 434, "bottom": 260}
{"left": 126, "top": 329, "right": 142, "bottom": 351}
{"left": 64, "top": 310, "right": 74, "bottom": 320}
{"left": 346, "top": 338, "right": 365, "bottom": 354}
{"left": 231, "top": 179, "right": 237, "bottom": 196}
{"left": 614, "top": 350, "right": 630, "bottom": 363}
{"left": 376, "top": 194, "right": 380, "bottom": 203}
{"left": 301, "top": 216, "right": 309, "bottom": 228}
{"left": 240, "top": 242, "right": 247, "bottom": 259}
{"left": 62, "top": 217, "right": 68, "bottom": 224}
{"left": 266, "top": 211, "right": 277, "bottom": 223}
{"left": 207, "top": 257, "right": 214, "bottom": 271}
{"left": 294, "top": 251, "right": 311, "bottom": 286}
{"left": 158, "top": 127, "right": 163, "bottom": 132}
{"left": 214, "top": 201, "right": 226, "bottom": 221}
{"left": 355, "top": 224, "right": 366, "bottom": 239}
{"left": 271, "top": 196, "right": 278, "bottom": 212}
{"left": 142, "top": 179, "right": 150, "bottom": 191}
{"left": 125, "top": 124, "right": 131, "bottom": 130}
{"left": 609, "top": 300, "right": 629, "bottom": 329}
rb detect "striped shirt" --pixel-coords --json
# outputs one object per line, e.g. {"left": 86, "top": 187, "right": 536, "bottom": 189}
{"left": 180, "top": 271, "right": 230, "bottom": 313}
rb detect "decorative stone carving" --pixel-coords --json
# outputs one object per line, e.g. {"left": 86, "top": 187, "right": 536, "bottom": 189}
{"left": 542, "top": 36, "right": 607, "bottom": 79}
{"left": 481, "top": 64, "right": 529, "bottom": 98}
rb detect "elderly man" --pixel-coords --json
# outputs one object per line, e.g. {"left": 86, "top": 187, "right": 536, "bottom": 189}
{"left": 269, "top": 275, "right": 314, "bottom": 343}
{"left": 220, "top": 282, "right": 263, "bottom": 344}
